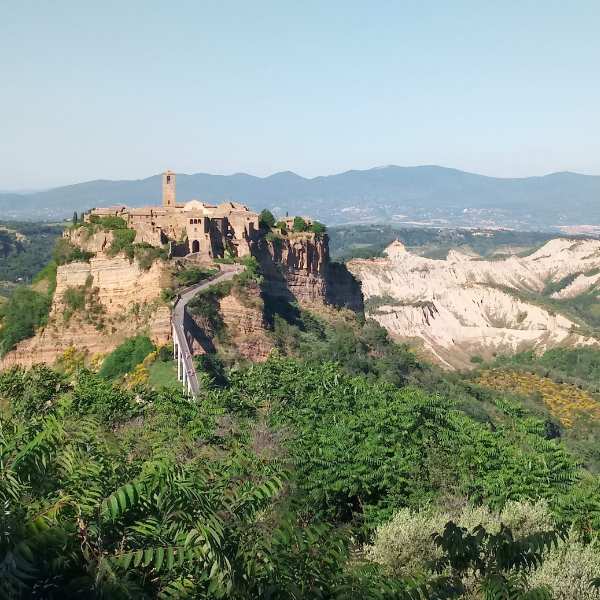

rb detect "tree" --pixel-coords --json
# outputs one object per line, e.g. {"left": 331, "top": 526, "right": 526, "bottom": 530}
{"left": 259, "top": 209, "right": 276, "bottom": 230}
{"left": 292, "top": 216, "right": 307, "bottom": 232}
{"left": 309, "top": 221, "right": 326, "bottom": 234}
{"left": 72, "top": 211, "right": 78, "bottom": 225}
{"left": 431, "top": 521, "right": 563, "bottom": 598}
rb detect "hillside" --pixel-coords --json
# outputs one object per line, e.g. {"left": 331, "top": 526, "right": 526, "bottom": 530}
{"left": 0, "top": 221, "right": 62, "bottom": 295}
{"left": 3, "top": 165, "right": 600, "bottom": 229}
{"left": 3, "top": 215, "right": 600, "bottom": 596}
{"left": 348, "top": 238, "right": 600, "bottom": 369}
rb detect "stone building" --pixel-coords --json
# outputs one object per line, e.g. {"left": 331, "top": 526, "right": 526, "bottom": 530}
{"left": 86, "top": 171, "right": 260, "bottom": 260}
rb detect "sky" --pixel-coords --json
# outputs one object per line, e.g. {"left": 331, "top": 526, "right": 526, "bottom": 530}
{"left": 1, "top": 0, "right": 599, "bottom": 189}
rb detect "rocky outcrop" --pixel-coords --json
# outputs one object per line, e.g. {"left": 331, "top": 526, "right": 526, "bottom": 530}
{"left": 65, "top": 227, "right": 113, "bottom": 254}
{"left": 1, "top": 305, "right": 171, "bottom": 369}
{"left": 53, "top": 256, "right": 170, "bottom": 314}
{"left": 219, "top": 286, "right": 273, "bottom": 361}
{"left": 257, "top": 233, "right": 363, "bottom": 311}
{"left": 348, "top": 239, "right": 600, "bottom": 369}
{"left": 186, "top": 282, "right": 273, "bottom": 362}
{"left": 1, "top": 255, "right": 171, "bottom": 369}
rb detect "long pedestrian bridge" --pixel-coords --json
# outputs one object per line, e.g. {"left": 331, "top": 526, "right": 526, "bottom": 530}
{"left": 171, "top": 266, "right": 242, "bottom": 396}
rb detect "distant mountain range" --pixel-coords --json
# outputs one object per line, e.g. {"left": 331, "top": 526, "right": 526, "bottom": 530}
{"left": 1, "top": 166, "right": 600, "bottom": 230}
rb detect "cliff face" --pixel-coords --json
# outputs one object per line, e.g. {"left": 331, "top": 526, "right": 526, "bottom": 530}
{"left": 65, "top": 228, "right": 113, "bottom": 254}
{"left": 1, "top": 256, "right": 171, "bottom": 369}
{"left": 257, "top": 233, "right": 363, "bottom": 311}
{"left": 2, "top": 228, "right": 363, "bottom": 371}
{"left": 219, "top": 286, "right": 273, "bottom": 361}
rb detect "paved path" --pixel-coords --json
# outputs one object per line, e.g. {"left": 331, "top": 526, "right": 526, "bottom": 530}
{"left": 172, "top": 267, "right": 242, "bottom": 396}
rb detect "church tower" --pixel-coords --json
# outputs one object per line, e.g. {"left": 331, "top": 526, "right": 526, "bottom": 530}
{"left": 162, "top": 170, "right": 176, "bottom": 207}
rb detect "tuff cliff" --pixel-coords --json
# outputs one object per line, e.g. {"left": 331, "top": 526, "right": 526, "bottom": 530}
{"left": 0, "top": 256, "right": 171, "bottom": 369}
{"left": 1, "top": 226, "right": 364, "bottom": 370}
{"left": 257, "top": 233, "right": 363, "bottom": 312}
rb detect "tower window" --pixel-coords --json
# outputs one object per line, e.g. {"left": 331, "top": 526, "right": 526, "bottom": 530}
{"left": 167, "top": 175, "right": 171, "bottom": 184}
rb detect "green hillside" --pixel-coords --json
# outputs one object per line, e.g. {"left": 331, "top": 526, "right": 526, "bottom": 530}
{"left": 2, "top": 308, "right": 600, "bottom": 598}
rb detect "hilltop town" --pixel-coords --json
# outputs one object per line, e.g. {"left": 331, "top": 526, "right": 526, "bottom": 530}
{"left": 0, "top": 172, "right": 362, "bottom": 373}
{"left": 86, "top": 171, "right": 261, "bottom": 260}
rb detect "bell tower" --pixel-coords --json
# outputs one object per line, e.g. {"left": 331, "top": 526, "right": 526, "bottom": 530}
{"left": 162, "top": 170, "right": 176, "bottom": 207}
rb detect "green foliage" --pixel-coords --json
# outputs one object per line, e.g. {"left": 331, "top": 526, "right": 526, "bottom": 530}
{"left": 187, "top": 281, "right": 233, "bottom": 334}
{"left": 236, "top": 255, "right": 263, "bottom": 286}
{"left": 308, "top": 220, "right": 326, "bottom": 234}
{"left": 196, "top": 354, "right": 228, "bottom": 387}
{"left": 32, "top": 260, "right": 58, "bottom": 296}
{"left": 234, "top": 357, "right": 578, "bottom": 530}
{"left": 0, "top": 286, "right": 51, "bottom": 355}
{"left": 71, "top": 370, "right": 143, "bottom": 423}
{"left": 496, "top": 347, "right": 600, "bottom": 390}
{"left": 292, "top": 216, "right": 307, "bottom": 232}
{"left": 88, "top": 215, "right": 128, "bottom": 229}
{"left": 0, "top": 221, "right": 62, "bottom": 285}
{"left": 133, "top": 243, "right": 168, "bottom": 270}
{"left": 366, "top": 500, "right": 555, "bottom": 578}
{"left": 328, "top": 224, "right": 556, "bottom": 262}
{"left": 107, "top": 228, "right": 137, "bottom": 258}
{"left": 0, "top": 365, "right": 67, "bottom": 419}
{"left": 99, "top": 335, "right": 155, "bottom": 380}
{"left": 431, "top": 521, "right": 563, "bottom": 598}
{"left": 63, "top": 285, "right": 86, "bottom": 313}
{"left": 175, "top": 266, "right": 218, "bottom": 287}
{"left": 266, "top": 303, "right": 420, "bottom": 387}
{"left": 1, "top": 348, "right": 599, "bottom": 597}
{"left": 53, "top": 237, "right": 94, "bottom": 265}
{"left": 258, "top": 209, "right": 276, "bottom": 230}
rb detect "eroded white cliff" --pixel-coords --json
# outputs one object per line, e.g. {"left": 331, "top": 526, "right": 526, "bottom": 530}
{"left": 348, "top": 239, "right": 600, "bottom": 369}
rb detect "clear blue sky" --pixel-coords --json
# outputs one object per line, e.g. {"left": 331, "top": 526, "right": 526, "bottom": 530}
{"left": 1, "top": 0, "right": 599, "bottom": 189}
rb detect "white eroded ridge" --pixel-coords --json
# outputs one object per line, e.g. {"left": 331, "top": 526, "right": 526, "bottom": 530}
{"left": 348, "top": 239, "right": 600, "bottom": 369}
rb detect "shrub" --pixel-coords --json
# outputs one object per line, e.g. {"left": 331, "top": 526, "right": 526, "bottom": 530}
{"left": 365, "top": 500, "right": 555, "bottom": 578}
{"left": 70, "top": 370, "right": 141, "bottom": 422}
{"left": 33, "top": 260, "right": 58, "bottom": 296}
{"left": 529, "top": 540, "right": 600, "bottom": 599}
{"left": 133, "top": 243, "right": 168, "bottom": 270}
{"left": 53, "top": 238, "right": 93, "bottom": 265}
{"left": 0, "top": 364, "right": 66, "bottom": 418}
{"left": 236, "top": 255, "right": 263, "bottom": 285}
{"left": 63, "top": 286, "right": 86, "bottom": 313}
{"left": 196, "top": 354, "right": 228, "bottom": 387}
{"left": 187, "top": 283, "right": 232, "bottom": 333}
{"left": 98, "top": 335, "right": 155, "bottom": 379}
{"left": 292, "top": 216, "right": 307, "bottom": 232}
{"left": 161, "top": 287, "right": 175, "bottom": 302}
{"left": 157, "top": 344, "right": 174, "bottom": 362}
{"left": 107, "top": 228, "right": 136, "bottom": 258}
{"left": 259, "top": 209, "right": 276, "bottom": 230}
{"left": 88, "top": 215, "right": 128, "bottom": 229}
{"left": 175, "top": 266, "right": 217, "bottom": 287}
{"left": 309, "top": 221, "right": 326, "bottom": 234}
{"left": 275, "top": 220, "right": 288, "bottom": 234}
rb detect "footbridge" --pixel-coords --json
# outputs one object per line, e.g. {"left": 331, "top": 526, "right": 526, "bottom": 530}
{"left": 172, "top": 267, "right": 242, "bottom": 396}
